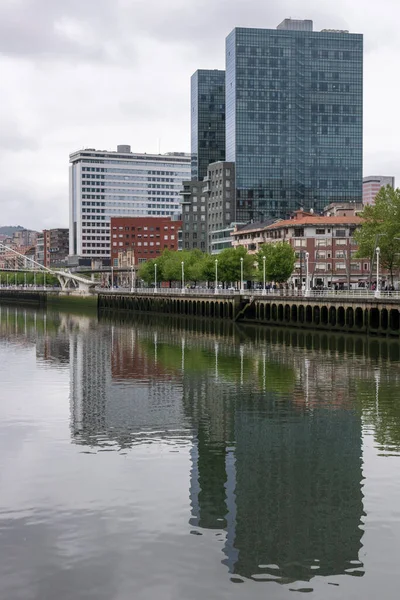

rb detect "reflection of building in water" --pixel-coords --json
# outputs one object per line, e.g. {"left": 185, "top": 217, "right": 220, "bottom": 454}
{"left": 0, "top": 306, "right": 69, "bottom": 366}
{"left": 69, "top": 325, "right": 190, "bottom": 448}
{"left": 231, "top": 403, "right": 363, "bottom": 581}
{"left": 181, "top": 338, "right": 365, "bottom": 583}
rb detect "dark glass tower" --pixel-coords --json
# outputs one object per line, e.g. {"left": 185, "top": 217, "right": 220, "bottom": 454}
{"left": 191, "top": 69, "right": 226, "bottom": 181}
{"left": 226, "top": 20, "right": 363, "bottom": 221}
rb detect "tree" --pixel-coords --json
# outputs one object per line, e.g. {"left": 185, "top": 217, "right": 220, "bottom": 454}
{"left": 185, "top": 249, "right": 206, "bottom": 284}
{"left": 354, "top": 186, "right": 400, "bottom": 286}
{"left": 138, "top": 259, "right": 157, "bottom": 285}
{"left": 256, "top": 242, "right": 295, "bottom": 283}
{"left": 217, "top": 246, "right": 254, "bottom": 284}
{"left": 201, "top": 254, "right": 217, "bottom": 284}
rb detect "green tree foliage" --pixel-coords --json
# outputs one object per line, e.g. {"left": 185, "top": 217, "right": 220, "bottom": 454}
{"left": 354, "top": 186, "right": 400, "bottom": 285}
{"left": 217, "top": 246, "right": 254, "bottom": 284}
{"left": 138, "top": 259, "right": 158, "bottom": 285}
{"left": 202, "top": 254, "right": 217, "bottom": 283}
{"left": 138, "top": 249, "right": 208, "bottom": 286}
{"left": 138, "top": 247, "right": 254, "bottom": 286}
{"left": 256, "top": 242, "right": 295, "bottom": 283}
{"left": 0, "top": 271, "right": 59, "bottom": 286}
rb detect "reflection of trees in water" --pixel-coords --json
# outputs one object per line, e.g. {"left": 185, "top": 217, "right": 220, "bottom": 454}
{"left": 357, "top": 368, "right": 400, "bottom": 454}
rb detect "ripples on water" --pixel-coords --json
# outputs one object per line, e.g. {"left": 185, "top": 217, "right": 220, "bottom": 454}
{"left": 0, "top": 305, "right": 400, "bottom": 599}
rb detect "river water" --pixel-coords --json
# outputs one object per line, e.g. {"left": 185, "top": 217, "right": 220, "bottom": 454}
{"left": 0, "top": 305, "right": 400, "bottom": 599}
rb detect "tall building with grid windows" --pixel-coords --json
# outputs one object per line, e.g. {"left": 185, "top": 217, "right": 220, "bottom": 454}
{"left": 226, "top": 19, "right": 363, "bottom": 222}
{"left": 191, "top": 70, "right": 226, "bottom": 181}
{"left": 363, "top": 175, "right": 395, "bottom": 206}
{"left": 69, "top": 145, "right": 190, "bottom": 260}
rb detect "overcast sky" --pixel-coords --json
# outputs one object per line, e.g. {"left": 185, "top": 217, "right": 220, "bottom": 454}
{"left": 0, "top": 0, "right": 399, "bottom": 230}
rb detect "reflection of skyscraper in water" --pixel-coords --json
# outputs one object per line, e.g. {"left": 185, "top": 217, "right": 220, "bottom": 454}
{"left": 184, "top": 363, "right": 235, "bottom": 531}
{"left": 231, "top": 403, "right": 364, "bottom": 582}
{"left": 186, "top": 343, "right": 365, "bottom": 583}
{"left": 69, "top": 324, "right": 190, "bottom": 448}
{"left": 69, "top": 320, "right": 109, "bottom": 444}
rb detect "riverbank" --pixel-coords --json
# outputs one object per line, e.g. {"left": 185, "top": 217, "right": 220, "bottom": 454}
{"left": 1, "top": 288, "right": 400, "bottom": 338}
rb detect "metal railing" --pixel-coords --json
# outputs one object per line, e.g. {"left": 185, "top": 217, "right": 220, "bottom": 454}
{"left": 97, "top": 286, "right": 400, "bottom": 300}
{"left": 2, "top": 284, "right": 400, "bottom": 302}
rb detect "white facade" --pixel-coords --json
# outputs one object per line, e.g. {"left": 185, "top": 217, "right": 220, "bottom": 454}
{"left": 69, "top": 145, "right": 190, "bottom": 259}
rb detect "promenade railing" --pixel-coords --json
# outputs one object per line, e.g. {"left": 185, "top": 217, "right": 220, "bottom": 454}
{"left": 97, "top": 286, "right": 400, "bottom": 301}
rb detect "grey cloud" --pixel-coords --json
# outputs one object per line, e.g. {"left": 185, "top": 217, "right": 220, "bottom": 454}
{"left": 0, "top": 0, "right": 127, "bottom": 61}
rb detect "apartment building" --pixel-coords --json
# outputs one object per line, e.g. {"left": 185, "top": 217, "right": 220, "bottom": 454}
{"left": 232, "top": 208, "right": 370, "bottom": 287}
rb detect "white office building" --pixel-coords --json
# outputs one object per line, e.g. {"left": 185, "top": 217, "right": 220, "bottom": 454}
{"left": 69, "top": 145, "right": 190, "bottom": 260}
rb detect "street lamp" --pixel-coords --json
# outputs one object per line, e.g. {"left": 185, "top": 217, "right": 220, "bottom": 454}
{"left": 130, "top": 265, "right": 134, "bottom": 292}
{"left": 240, "top": 257, "right": 244, "bottom": 293}
{"left": 305, "top": 252, "right": 310, "bottom": 296}
{"left": 262, "top": 255, "right": 266, "bottom": 295}
{"left": 111, "top": 266, "right": 114, "bottom": 290}
{"left": 369, "top": 233, "right": 387, "bottom": 290}
{"left": 375, "top": 247, "right": 381, "bottom": 298}
{"left": 154, "top": 263, "right": 157, "bottom": 293}
{"left": 181, "top": 261, "right": 185, "bottom": 293}
{"left": 215, "top": 259, "right": 218, "bottom": 294}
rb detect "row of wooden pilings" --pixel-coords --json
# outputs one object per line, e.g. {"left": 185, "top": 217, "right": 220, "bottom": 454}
{"left": 98, "top": 293, "right": 240, "bottom": 320}
{"left": 98, "top": 292, "right": 400, "bottom": 337}
{"left": 244, "top": 299, "right": 400, "bottom": 336}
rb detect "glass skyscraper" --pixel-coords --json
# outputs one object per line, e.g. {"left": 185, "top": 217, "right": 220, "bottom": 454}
{"left": 226, "top": 20, "right": 363, "bottom": 221}
{"left": 191, "top": 70, "right": 226, "bottom": 181}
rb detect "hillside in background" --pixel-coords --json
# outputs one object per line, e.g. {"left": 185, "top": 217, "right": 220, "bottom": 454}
{"left": 0, "top": 226, "right": 25, "bottom": 236}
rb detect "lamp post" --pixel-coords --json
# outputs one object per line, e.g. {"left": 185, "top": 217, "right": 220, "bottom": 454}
{"left": 181, "top": 261, "right": 185, "bottom": 293}
{"left": 369, "top": 233, "right": 387, "bottom": 290}
{"left": 34, "top": 272, "right": 36, "bottom": 290}
{"left": 215, "top": 259, "right": 218, "bottom": 294}
{"left": 375, "top": 247, "right": 380, "bottom": 298}
{"left": 44, "top": 271, "right": 46, "bottom": 289}
{"left": 240, "top": 257, "right": 244, "bottom": 293}
{"left": 111, "top": 266, "right": 114, "bottom": 290}
{"left": 262, "top": 255, "right": 266, "bottom": 295}
{"left": 130, "top": 265, "right": 134, "bottom": 292}
{"left": 305, "top": 251, "right": 310, "bottom": 296}
{"left": 24, "top": 272, "right": 26, "bottom": 289}
{"left": 154, "top": 263, "right": 157, "bottom": 293}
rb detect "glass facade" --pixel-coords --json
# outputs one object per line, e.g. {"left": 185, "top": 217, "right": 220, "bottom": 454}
{"left": 191, "top": 70, "right": 226, "bottom": 181}
{"left": 226, "top": 26, "right": 363, "bottom": 221}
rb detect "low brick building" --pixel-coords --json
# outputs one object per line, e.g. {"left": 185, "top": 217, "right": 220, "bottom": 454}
{"left": 110, "top": 217, "right": 182, "bottom": 266}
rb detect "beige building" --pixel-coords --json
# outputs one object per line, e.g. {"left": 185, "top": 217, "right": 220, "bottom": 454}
{"left": 232, "top": 208, "right": 371, "bottom": 288}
